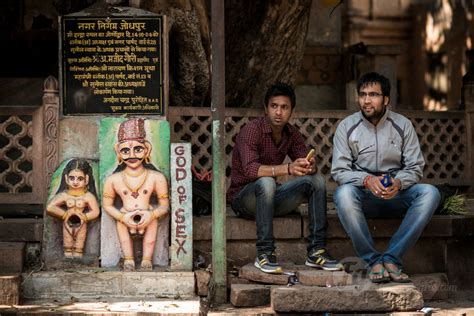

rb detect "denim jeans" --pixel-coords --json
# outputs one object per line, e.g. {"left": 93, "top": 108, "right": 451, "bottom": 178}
{"left": 334, "top": 183, "right": 440, "bottom": 268}
{"left": 231, "top": 174, "right": 327, "bottom": 254}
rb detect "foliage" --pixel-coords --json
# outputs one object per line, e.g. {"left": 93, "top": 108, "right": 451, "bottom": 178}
{"left": 440, "top": 193, "right": 467, "bottom": 215}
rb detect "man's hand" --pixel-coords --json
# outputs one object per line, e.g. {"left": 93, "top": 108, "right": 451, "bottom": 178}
{"left": 365, "top": 176, "right": 401, "bottom": 199}
{"left": 382, "top": 178, "right": 401, "bottom": 199}
{"left": 308, "top": 157, "right": 318, "bottom": 174}
{"left": 289, "top": 158, "right": 313, "bottom": 176}
{"left": 365, "top": 175, "right": 385, "bottom": 197}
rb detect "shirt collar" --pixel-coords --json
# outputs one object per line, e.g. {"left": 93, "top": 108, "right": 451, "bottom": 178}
{"left": 359, "top": 107, "right": 390, "bottom": 127}
{"left": 262, "top": 116, "right": 290, "bottom": 134}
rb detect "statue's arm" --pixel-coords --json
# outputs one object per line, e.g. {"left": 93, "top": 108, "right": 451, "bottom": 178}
{"left": 46, "top": 193, "right": 67, "bottom": 220}
{"left": 102, "top": 177, "right": 125, "bottom": 223}
{"left": 84, "top": 192, "right": 100, "bottom": 222}
{"left": 152, "top": 172, "right": 170, "bottom": 219}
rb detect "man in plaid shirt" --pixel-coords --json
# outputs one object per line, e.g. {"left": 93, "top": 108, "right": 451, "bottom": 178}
{"left": 227, "top": 83, "right": 342, "bottom": 273}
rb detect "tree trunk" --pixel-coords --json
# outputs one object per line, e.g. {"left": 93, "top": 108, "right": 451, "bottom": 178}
{"left": 139, "top": 0, "right": 211, "bottom": 107}
{"left": 54, "top": 0, "right": 311, "bottom": 109}
{"left": 225, "top": 0, "right": 312, "bottom": 108}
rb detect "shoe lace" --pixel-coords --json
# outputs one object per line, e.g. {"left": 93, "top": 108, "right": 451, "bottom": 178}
{"left": 310, "top": 248, "right": 333, "bottom": 260}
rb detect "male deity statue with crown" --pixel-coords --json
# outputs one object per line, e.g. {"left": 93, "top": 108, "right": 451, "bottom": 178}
{"left": 102, "top": 118, "right": 169, "bottom": 271}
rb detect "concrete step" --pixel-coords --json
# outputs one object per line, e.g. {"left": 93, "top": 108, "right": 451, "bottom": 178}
{"left": 21, "top": 269, "right": 195, "bottom": 303}
{"left": 271, "top": 282, "right": 424, "bottom": 313}
{"left": 0, "top": 275, "right": 20, "bottom": 305}
{"left": 0, "top": 242, "right": 25, "bottom": 274}
{"left": 193, "top": 210, "right": 474, "bottom": 291}
{"left": 0, "top": 297, "right": 202, "bottom": 315}
{"left": 0, "top": 219, "right": 43, "bottom": 242}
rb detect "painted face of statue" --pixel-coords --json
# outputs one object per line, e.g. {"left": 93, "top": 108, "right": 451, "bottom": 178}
{"left": 117, "top": 140, "right": 151, "bottom": 169}
{"left": 65, "top": 169, "right": 89, "bottom": 190}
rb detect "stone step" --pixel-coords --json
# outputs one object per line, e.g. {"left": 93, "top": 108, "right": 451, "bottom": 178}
{"left": 0, "top": 219, "right": 43, "bottom": 242}
{"left": 0, "top": 297, "right": 202, "bottom": 315}
{"left": 230, "top": 284, "right": 270, "bottom": 307}
{"left": 0, "top": 242, "right": 25, "bottom": 273}
{"left": 271, "top": 283, "right": 424, "bottom": 313}
{"left": 21, "top": 270, "right": 195, "bottom": 303}
{"left": 238, "top": 263, "right": 352, "bottom": 287}
{"left": 0, "top": 275, "right": 20, "bottom": 306}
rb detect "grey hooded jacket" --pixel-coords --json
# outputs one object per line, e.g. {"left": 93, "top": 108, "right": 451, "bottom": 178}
{"left": 331, "top": 109, "right": 424, "bottom": 190}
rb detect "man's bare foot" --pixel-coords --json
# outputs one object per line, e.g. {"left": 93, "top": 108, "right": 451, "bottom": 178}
{"left": 140, "top": 259, "right": 153, "bottom": 271}
{"left": 124, "top": 259, "right": 136, "bottom": 271}
{"left": 368, "top": 263, "right": 390, "bottom": 283}
{"left": 384, "top": 262, "right": 411, "bottom": 283}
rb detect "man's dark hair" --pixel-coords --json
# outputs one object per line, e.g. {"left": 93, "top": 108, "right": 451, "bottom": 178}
{"left": 357, "top": 72, "right": 391, "bottom": 97}
{"left": 264, "top": 82, "right": 296, "bottom": 109}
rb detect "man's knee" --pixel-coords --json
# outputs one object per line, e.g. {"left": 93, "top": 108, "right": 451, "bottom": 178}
{"left": 255, "top": 177, "right": 276, "bottom": 196}
{"left": 334, "top": 184, "right": 360, "bottom": 212}
{"left": 309, "top": 173, "right": 326, "bottom": 191}
{"left": 413, "top": 183, "right": 441, "bottom": 208}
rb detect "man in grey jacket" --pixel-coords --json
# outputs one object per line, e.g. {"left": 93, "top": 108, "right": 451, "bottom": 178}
{"left": 332, "top": 72, "right": 440, "bottom": 283}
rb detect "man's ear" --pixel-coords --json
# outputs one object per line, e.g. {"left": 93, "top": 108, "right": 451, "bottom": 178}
{"left": 145, "top": 141, "right": 152, "bottom": 155}
{"left": 383, "top": 96, "right": 390, "bottom": 106}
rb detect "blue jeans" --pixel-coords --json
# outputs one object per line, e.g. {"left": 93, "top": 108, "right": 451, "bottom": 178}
{"left": 334, "top": 183, "right": 440, "bottom": 268}
{"left": 231, "top": 174, "right": 327, "bottom": 254}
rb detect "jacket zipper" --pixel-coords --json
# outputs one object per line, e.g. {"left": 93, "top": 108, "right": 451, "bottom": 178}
{"left": 375, "top": 125, "right": 378, "bottom": 172}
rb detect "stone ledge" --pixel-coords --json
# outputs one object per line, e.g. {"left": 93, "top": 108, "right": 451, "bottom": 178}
{"left": 193, "top": 214, "right": 301, "bottom": 241}
{"left": 21, "top": 270, "right": 195, "bottom": 303}
{"left": 230, "top": 284, "right": 270, "bottom": 307}
{"left": 0, "top": 242, "right": 25, "bottom": 274}
{"left": 1, "top": 298, "right": 202, "bottom": 315}
{"left": 194, "top": 209, "right": 474, "bottom": 241}
{"left": 271, "top": 283, "right": 424, "bottom": 313}
{"left": 0, "top": 275, "right": 20, "bottom": 305}
{"left": 238, "top": 263, "right": 353, "bottom": 287}
{"left": 0, "top": 219, "right": 43, "bottom": 242}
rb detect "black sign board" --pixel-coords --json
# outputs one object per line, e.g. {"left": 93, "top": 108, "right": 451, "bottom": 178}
{"left": 61, "top": 16, "right": 165, "bottom": 115}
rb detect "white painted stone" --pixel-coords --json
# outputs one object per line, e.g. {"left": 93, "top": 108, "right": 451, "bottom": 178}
{"left": 170, "top": 143, "right": 193, "bottom": 271}
{"left": 21, "top": 271, "right": 195, "bottom": 302}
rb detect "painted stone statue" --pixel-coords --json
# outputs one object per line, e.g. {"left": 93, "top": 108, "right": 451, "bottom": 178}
{"left": 102, "top": 118, "right": 170, "bottom": 271}
{"left": 46, "top": 159, "right": 100, "bottom": 259}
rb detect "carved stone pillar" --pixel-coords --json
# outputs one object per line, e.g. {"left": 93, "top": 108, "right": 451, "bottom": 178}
{"left": 42, "top": 76, "right": 60, "bottom": 193}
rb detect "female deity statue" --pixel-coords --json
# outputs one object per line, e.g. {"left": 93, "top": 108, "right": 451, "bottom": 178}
{"left": 46, "top": 159, "right": 100, "bottom": 259}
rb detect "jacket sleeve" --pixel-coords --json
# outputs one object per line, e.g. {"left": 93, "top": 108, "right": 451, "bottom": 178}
{"left": 394, "top": 121, "right": 424, "bottom": 189}
{"left": 331, "top": 122, "right": 370, "bottom": 186}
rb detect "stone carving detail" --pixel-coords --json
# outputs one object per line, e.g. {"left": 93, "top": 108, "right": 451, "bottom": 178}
{"left": 0, "top": 115, "right": 33, "bottom": 193}
{"left": 43, "top": 76, "right": 59, "bottom": 189}
{"left": 46, "top": 158, "right": 100, "bottom": 259}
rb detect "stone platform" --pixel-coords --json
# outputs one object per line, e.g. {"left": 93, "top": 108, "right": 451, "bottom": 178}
{"left": 0, "top": 297, "right": 202, "bottom": 315}
{"left": 194, "top": 208, "right": 474, "bottom": 291}
{"left": 21, "top": 269, "right": 195, "bottom": 304}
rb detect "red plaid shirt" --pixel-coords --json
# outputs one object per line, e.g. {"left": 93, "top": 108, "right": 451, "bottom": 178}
{"left": 227, "top": 116, "right": 309, "bottom": 202}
